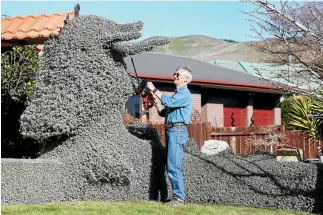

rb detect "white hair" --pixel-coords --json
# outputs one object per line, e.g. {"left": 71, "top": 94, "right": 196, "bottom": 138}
{"left": 177, "top": 67, "right": 193, "bottom": 83}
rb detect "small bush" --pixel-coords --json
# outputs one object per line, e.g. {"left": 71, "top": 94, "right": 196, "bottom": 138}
{"left": 1, "top": 45, "right": 40, "bottom": 158}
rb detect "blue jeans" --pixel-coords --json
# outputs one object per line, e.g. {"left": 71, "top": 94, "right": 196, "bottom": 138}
{"left": 166, "top": 125, "right": 188, "bottom": 200}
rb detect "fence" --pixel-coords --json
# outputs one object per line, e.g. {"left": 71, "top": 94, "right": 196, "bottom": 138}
{"left": 151, "top": 122, "right": 323, "bottom": 159}
{"left": 283, "top": 129, "right": 322, "bottom": 160}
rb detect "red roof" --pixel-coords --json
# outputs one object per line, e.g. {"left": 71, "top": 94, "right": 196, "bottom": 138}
{"left": 1, "top": 12, "right": 74, "bottom": 40}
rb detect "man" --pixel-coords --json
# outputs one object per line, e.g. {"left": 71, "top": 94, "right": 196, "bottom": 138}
{"left": 146, "top": 66, "right": 193, "bottom": 206}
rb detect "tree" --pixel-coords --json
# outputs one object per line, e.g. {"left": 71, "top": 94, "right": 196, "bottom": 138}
{"left": 280, "top": 95, "right": 297, "bottom": 130}
{"left": 242, "top": 1, "right": 323, "bottom": 158}
{"left": 1, "top": 45, "right": 40, "bottom": 158}
{"left": 1, "top": 45, "right": 40, "bottom": 103}
{"left": 241, "top": 0, "right": 323, "bottom": 99}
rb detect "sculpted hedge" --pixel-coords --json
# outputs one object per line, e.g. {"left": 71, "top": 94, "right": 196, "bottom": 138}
{"left": 1, "top": 10, "right": 322, "bottom": 214}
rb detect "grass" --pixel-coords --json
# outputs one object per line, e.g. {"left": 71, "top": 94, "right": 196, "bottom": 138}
{"left": 167, "top": 39, "right": 188, "bottom": 55}
{"left": 1, "top": 200, "right": 316, "bottom": 215}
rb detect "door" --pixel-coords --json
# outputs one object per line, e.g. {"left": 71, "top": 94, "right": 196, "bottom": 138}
{"left": 223, "top": 107, "right": 245, "bottom": 127}
{"left": 253, "top": 109, "right": 273, "bottom": 126}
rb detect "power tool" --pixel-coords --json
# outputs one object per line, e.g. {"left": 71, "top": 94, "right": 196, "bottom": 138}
{"left": 130, "top": 58, "right": 154, "bottom": 111}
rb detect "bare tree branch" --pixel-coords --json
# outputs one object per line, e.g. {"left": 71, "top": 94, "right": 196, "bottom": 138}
{"left": 258, "top": 0, "right": 323, "bottom": 44}
{"left": 241, "top": 0, "right": 323, "bottom": 99}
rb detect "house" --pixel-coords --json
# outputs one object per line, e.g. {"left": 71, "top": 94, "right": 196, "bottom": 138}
{"left": 210, "top": 60, "right": 322, "bottom": 92}
{"left": 2, "top": 12, "right": 285, "bottom": 127}
{"left": 124, "top": 53, "right": 285, "bottom": 127}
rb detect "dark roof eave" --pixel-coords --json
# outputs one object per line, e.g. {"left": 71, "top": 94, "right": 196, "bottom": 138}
{"left": 129, "top": 73, "right": 286, "bottom": 94}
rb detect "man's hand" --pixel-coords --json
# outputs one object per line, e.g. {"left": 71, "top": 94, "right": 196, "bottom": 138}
{"left": 152, "top": 94, "right": 165, "bottom": 117}
{"left": 147, "top": 81, "right": 163, "bottom": 101}
{"left": 151, "top": 90, "right": 160, "bottom": 102}
{"left": 147, "top": 82, "right": 155, "bottom": 91}
{"left": 154, "top": 100, "right": 163, "bottom": 112}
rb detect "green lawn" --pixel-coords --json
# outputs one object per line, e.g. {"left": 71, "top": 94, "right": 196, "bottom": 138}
{"left": 1, "top": 201, "right": 316, "bottom": 215}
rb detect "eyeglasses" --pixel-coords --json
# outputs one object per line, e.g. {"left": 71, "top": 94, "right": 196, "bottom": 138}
{"left": 173, "top": 72, "right": 180, "bottom": 78}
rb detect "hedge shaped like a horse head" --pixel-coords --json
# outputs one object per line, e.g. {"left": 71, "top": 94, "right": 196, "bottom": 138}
{"left": 20, "top": 7, "right": 170, "bottom": 141}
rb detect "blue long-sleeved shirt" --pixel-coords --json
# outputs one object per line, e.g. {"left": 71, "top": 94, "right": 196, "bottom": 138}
{"left": 160, "top": 85, "right": 192, "bottom": 125}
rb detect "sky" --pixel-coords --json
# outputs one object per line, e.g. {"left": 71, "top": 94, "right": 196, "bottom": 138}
{"left": 1, "top": 1, "right": 268, "bottom": 42}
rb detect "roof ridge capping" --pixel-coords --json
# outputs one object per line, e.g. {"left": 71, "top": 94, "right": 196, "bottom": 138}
{"left": 2, "top": 12, "right": 75, "bottom": 21}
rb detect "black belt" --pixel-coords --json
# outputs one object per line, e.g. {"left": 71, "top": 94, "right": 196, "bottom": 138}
{"left": 165, "top": 122, "right": 187, "bottom": 128}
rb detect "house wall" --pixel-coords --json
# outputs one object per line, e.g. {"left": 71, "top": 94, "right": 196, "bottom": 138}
{"left": 125, "top": 84, "right": 282, "bottom": 127}
{"left": 244, "top": 97, "right": 253, "bottom": 126}
{"left": 190, "top": 87, "right": 202, "bottom": 122}
{"left": 273, "top": 97, "right": 282, "bottom": 126}
{"left": 201, "top": 89, "right": 248, "bottom": 127}
{"left": 125, "top": 96, "right": 140, "bottom": 117}
{"left": 201, "top": 95, "right": 224, "bottom": 127}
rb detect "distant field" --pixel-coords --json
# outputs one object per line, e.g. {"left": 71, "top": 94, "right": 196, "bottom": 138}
{"left": 150, "top": 35, "right": 270, "bottom": 62}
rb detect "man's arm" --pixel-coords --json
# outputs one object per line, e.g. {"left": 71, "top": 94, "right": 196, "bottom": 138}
{"left": 147, "top": 82, "right": 189, "bottom": 108}
{"left": 153, "top": 89, "right": 163, "bottom": 101}
{"left": 154, "top": 101, "right": 166, "bottom": 117}
{"left": 159, "top": 90, "right": 190, "bottom": 108}
{"left": 151, "top": 92, "right": 166, "bottom": 117}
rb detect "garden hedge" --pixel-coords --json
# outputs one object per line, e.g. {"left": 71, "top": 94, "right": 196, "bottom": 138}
{"left": 1, "top": 158, "right": 64, "bottom": 204}
{"left": 1, "top": 13, "right": 322, "bottom": 214}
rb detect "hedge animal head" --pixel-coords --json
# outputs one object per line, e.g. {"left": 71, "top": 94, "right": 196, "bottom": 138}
{"left": 20, "top": 7, "right": 170, "bottom": 141}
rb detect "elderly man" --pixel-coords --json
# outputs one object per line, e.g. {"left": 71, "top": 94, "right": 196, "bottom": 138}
{"left": 147, "top": 66, "right": 193, "bottom": 206}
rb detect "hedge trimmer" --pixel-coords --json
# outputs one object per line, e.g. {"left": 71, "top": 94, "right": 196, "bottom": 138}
{"left": 130, "top": 57, "right": 154, "bottom": 111}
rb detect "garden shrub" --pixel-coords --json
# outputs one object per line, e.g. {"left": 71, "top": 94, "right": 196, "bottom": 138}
{"left": 1, "top": 45, "right": 40, "bottom": 158}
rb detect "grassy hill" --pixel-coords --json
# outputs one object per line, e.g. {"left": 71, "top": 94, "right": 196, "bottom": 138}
{"left": 149, "top": 35, "right": 270, "bottom": 63}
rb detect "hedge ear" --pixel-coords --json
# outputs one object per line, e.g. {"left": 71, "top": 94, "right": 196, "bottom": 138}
{"left": 74, "top": 3, "right": 80, "bottom": 17}
{"left": 64, "top": 14, "right": 70, "bottom": 25}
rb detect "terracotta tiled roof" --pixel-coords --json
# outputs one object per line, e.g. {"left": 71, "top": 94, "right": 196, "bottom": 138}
{"left": 1, "top": 12, "right": 75, "bottom": 40}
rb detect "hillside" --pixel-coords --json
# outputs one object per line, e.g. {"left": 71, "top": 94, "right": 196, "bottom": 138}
{"left": 149, "top": 35, "right": 270, "bottom": 63}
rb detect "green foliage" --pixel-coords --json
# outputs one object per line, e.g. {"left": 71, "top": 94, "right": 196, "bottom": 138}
{"left": 1, "top": 201, "right": 313, "bottom": 215}
{"left": 287, "top": 95, "right": 323, "bottom": 141}
{"left": 1, "top": 45, "right": 40, "bottom": 158}
{"left": 1, "top": 45, "right": 40, "bottom": 105}
{"left": 281, "top": 96, "right": 297, "bottom": 130}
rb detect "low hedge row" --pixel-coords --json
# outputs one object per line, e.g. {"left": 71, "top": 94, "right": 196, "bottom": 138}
{"left": 2, "top": 124, "right": 322, "bottom": 214}
{"left": 1, "top": 159, "right": 64, "bottom": 204}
